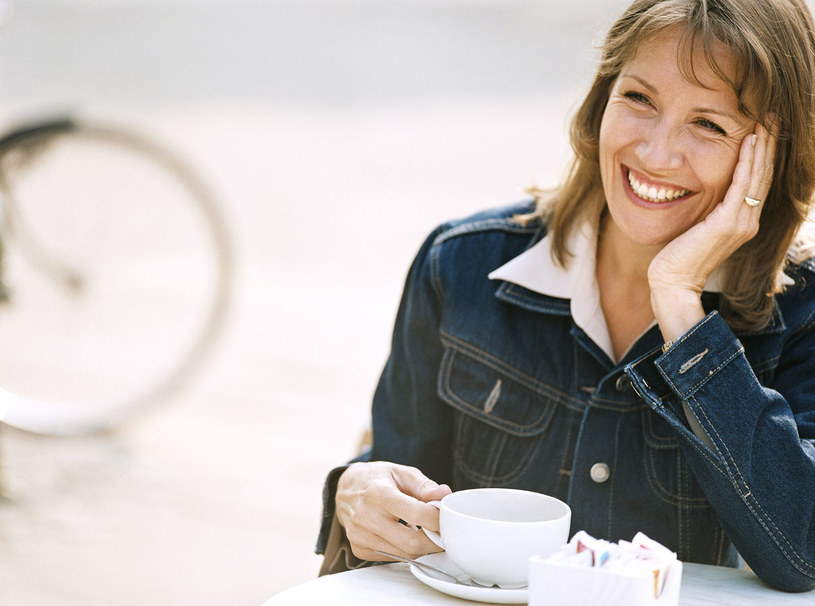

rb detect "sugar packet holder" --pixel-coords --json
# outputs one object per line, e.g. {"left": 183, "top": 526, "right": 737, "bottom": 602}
{"left": 528, "top": 531, "right": 683, "bottom": 606}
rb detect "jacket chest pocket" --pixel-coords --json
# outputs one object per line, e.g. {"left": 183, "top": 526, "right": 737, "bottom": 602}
{"left": 437, "top": 345, "right": 569, "bottom": 488}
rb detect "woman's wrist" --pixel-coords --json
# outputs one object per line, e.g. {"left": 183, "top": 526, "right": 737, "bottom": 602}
{"left": 650, "top": 286, "right": 706, "bottom": 344}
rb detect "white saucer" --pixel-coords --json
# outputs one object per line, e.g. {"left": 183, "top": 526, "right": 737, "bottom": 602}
{"left": 409, "top": 553, "right": 528, "bottom": 604}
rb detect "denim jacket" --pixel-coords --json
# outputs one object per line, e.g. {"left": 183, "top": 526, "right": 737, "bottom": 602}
{"left": 320, "top": 201, "right": 815, "bottom": 592}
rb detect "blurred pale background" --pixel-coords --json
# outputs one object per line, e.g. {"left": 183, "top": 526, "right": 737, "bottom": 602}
{"left": 0, "top": 0, "right": 770, "bottom": 604}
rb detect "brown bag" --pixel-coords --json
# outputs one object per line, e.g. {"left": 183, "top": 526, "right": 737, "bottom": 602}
{"left": 318, "top": 514, "right": 371, "bottom": 576}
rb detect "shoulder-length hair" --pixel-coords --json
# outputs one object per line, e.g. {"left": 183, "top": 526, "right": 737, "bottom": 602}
{"left": 525, "top": 0, "right": 815, "bottom": 331}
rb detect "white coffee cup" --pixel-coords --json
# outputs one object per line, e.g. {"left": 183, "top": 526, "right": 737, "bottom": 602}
{"left": 422, "top": 488, "right": 571, "bottom": 589}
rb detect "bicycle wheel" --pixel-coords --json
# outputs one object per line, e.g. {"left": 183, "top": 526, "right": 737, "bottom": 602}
{"left": 0, "top": 116, "right": 232, "bottom": 436}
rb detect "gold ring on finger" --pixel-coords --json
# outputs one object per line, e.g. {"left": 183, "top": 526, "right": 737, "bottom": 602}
{"left": 744, "top": 196, "right": 762, "bottom": 207}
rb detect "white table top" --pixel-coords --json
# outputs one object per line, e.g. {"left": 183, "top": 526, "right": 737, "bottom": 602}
{"left": 263, "top": 561, "right": 814, "bottom": 605}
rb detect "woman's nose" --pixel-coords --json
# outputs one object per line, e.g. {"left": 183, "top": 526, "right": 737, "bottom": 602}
{"left": 634, "top": 121, "right": 683, "bottom": 171}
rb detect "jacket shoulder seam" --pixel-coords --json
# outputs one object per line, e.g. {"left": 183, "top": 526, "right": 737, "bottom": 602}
{"left": 432, "top": 217, "right": 539, "bottom": 248}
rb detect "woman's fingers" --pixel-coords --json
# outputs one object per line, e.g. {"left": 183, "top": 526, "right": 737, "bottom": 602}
{"left": 335, "top": 461, "right": 449, "bottom": 561}
{"left": 733, "top": 119, "right": 776, "bottom": 210}
{"left": 747, "top": 119, "right": 777, "bottom": 203}
{"left": 712, "top": 119, "right": 776, "bottom": 245}
{"left": 343, "top": 507, "right": 440, "bottom": 561}
{"left": 386, "top": 465, "right": 450, "bottom": 530}
{"left": 734, "top": 120, "right": 778, "bottom": 244}
{"left": 724, "top": 130, "right": 757, "bottom": 211}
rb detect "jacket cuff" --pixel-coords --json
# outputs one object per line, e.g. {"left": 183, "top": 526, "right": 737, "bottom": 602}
{"left": 627, "top": 312, "right": 741, "bottom": 402}
{"left": 654, "top": 311, "right": 744, "bottom": 400}
{"left": 625, "top": 311, "right": 742, "bottom": 448}
{"left": 315, "top": 465, "right": 349, "bottom": 555}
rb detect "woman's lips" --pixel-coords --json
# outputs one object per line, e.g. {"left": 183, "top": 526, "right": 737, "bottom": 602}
{"left": 625, "top": 167, "right": 691, "bottom": 203}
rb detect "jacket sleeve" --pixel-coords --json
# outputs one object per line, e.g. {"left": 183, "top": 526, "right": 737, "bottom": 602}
{"left": 626, "top": 311, "right": 815, "bottom": 592}
{"left": 366, "top": 225, "right": 454, "bottom": 482}
{"left": 315, "top": 225, "right": 454, "bottom": 560}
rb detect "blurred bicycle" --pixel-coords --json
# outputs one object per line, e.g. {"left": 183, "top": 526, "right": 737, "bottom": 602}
{"left": 0, "top": 115, "right": 232, "bottom": 436}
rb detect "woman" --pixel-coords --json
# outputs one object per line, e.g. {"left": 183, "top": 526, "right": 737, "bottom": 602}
{"left": 318, "top": 0, "right": 815, "bottom": 592}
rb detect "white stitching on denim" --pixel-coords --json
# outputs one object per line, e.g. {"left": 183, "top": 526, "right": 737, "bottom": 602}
{"left": 678, "top": 449, "right": 686, "bottom": 557}
{"left": 678, "top": 349, "right": 709, "bottom": 374}
{"left": 484, "top": 379, "right": 501, "bottom": 413}
{"left": 438, "top": 349, "right": 555, "bottom": 433}
{"left": 741, "top": 489, "right": 815, "bottom": 575}
{"left": 662, "top": 346, "right": 743, "bottom": 396}
{"left": 441, "top": 331, "right": 572, "bottom": 405}
{"left": 665, "top": 413, "right": 811, "bottom": 570}
{"left": 690, "top": 399, "right": 730, "bottom": 470}
{"left": 555, "top": 407, "right": 577, "bottom": 497}
{"left": 650, "top": 401, "right": 726, "bottom": 474}
{"left": 644, "top": 410, "right": 678, "bottom": 446}
{"left": 689, "top": 396, "right": 815, "bottom": 575}
{"left": 606, "top": 415, "right": 624, "bottom": 538}
{"left": 449, "top": 379, "right": 543, "bottom": 486}
{"left": 472, "top": 428, "right": 540, "bottom": 485}
{"left": 429, "top": 241, "right": 445, "bottom": 306}
{"left": 747, "top": 491, "right": 815, "bottom": 574}
{"left": 682, "top": 426, "right": 727, "bottom": 474}
{"left": 643, "top": 437, "right": 713, "bottom": 507}
{"left": 433, "top": 219, "right": 536, "bottom": 246}
{"left": 735, "top": 456, "right": 815, "bottom": 574}
{"left": 497, "top": 283, "right": 572, "bottom": 314}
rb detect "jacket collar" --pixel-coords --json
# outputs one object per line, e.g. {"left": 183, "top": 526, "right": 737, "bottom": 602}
{"left": 488, "top": 222, "right": 737, "bottom": 362}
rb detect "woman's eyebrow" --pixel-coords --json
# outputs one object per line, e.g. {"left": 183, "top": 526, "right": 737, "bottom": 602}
{"left": 619, "top": 73, "right": 658, "bottom": 95}
{"left": 689, "top": 106, "right": 743, "bottom": 124}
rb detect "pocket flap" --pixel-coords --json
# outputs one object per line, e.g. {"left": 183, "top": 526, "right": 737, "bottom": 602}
{"left": 437, "top": 345, "right": 562, "bottom": 437}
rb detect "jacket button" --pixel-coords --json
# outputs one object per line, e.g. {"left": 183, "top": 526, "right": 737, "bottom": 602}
{"left": 615, "top": 374, "right": 632, "bottom": 393}
{"left": 590, "top": 462, "right": 611, "bottom": 483}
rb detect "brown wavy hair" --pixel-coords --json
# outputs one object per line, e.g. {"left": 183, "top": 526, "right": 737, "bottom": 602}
{"left": 524, "top": 0, "right": 815, "bottom": 331}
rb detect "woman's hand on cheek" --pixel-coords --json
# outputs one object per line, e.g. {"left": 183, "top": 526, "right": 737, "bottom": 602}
{"left": 648, "top": 120, "right": 777, "bottom": 341}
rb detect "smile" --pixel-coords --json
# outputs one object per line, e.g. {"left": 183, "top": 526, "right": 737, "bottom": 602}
{"left": 626, "top": 169, "right": 691, "bottom": 203}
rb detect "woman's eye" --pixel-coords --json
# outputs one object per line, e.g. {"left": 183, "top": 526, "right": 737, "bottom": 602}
{"left": 624, "top": 91, "right": 651, "bottom": 105}
{"left": 696, "top": 118, "right": 727, "bottom": 136}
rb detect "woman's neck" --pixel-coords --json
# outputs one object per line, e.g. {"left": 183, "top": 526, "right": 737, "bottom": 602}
{"left": 595, "top": 214, "right": 662, "bottom": 360}
{"left": 596, "top": 213, "right": 661, "bottom": 282}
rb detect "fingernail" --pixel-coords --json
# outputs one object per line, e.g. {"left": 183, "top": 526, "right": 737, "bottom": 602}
{"left": 751, "top": 134, "right": 757, "bottom": 147}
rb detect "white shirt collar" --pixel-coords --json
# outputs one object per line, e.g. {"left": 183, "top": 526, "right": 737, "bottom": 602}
{"left": 487, "top": 222, "right": 739, "bottom": 363}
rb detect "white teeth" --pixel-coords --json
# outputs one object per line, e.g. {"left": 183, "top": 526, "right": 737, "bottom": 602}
{"left": 627, "top": 171, "right": 689, "bottom": 203}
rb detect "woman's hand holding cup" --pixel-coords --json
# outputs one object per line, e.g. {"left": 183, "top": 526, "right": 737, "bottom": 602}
{"left": 335, "top": 461, "right": 452, "bottom": 561}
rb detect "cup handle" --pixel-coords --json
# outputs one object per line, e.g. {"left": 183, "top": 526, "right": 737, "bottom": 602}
{"left": 421, "top": 500, "right": 444, "bottom": 549}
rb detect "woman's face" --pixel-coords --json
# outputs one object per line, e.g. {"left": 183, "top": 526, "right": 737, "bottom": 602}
{"left": 598, "top": 27, "right": 756, "bottom": 248}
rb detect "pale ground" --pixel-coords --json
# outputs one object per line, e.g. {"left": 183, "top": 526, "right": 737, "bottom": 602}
{"left": 0, "top": 96, "right": 579, "bottom": 606}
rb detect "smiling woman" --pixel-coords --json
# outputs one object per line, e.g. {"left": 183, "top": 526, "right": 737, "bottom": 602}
{"left": 541, "top": 0, "right": 815, "bottom": 333}
{"left": 593, "top": 25, "right": 764, "bottom": 357}
{"left": 319, "top": 0, "right": 815, "bottom": 594}
{"left": 600, "top": 30, "right": 754, "bottom": 242}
